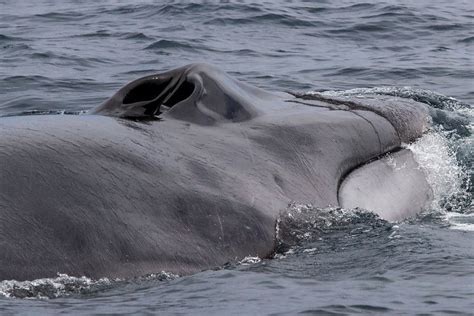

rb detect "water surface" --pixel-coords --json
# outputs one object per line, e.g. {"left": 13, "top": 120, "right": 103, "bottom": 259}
{"left": 0, "top": 0, "right": 472, "bottom": 315}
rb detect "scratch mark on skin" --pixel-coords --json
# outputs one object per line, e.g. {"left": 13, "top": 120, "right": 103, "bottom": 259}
{"left": 216, "top": 210, "right": 224, "bottom": 241}
{"left": 241, "top": 131, "right": 255, "bottom": 165}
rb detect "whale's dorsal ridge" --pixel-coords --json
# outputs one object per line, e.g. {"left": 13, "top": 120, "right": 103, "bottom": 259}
{"left": 294, "top": 92, "right": 431, "bottom": 143}
{"left": 91, "top": 63, "right": 266, "bottom": 125}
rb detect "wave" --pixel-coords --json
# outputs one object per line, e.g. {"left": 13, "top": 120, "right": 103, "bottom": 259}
{"left": 121, "top": 32, "right": 154, "bottom": 41}
{"left": 0, "top": 272, "right": 178, "bottom": 299}
{"left": 145, "top": 39, "right": 196, "bottom": 51}
{"left": 205, "top": 13, "right": 317, "bottom": 27}
{"left": 458, "top": 36, "right": 474, "bottom": 43}
{"left": 34, "top": 11, "right": 92, "bottom": 22}
{"left": 75, "top": 30, "right": 113, "bottom": 38}
{"left": 0, "top": 34, "right": 26, "bottom": 42}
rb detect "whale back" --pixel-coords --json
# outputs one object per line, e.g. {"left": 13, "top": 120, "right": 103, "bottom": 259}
{"left": 0, "top": 64, "right": 435, "bottom": 281}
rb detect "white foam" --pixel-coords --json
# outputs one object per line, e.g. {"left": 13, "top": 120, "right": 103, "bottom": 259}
{"left": 239, "top": 256, "right": 262, "bottom": 265}
{"left": 406, "top": 129, "right": 472, "bottom": 231}
{"left": 0, "top": 271, "right": 179, "bottom": 299}
{"left": 0, "top": 273, "right": 112, "bottom": 299}
{"left": 446, "top": 213, "right": 474, "bottom": 231}
{"left": 406, "top": 132, "right": 464, "bottom": 211}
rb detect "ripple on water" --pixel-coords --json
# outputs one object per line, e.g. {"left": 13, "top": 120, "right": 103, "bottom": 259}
{"left": 0, "top": 0, "right": 473, "bottom": 314}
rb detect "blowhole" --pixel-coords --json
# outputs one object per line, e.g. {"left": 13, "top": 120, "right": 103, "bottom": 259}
{"left": 163, "top": 80, "right": 195, "bottom": 108}
{"left": 122, "top": 77, "right": 195, "bottom": 117}
{"left": 123, "top": 78, "right": 172, "bottom": 105}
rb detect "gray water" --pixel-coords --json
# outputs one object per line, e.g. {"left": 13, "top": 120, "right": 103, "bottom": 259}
{"left": 0, "top": 0, "right": 473, "bottom": 315}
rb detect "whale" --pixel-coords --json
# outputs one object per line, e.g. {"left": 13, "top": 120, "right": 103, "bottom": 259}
{"left": 0, "top": 63, "right": 433, "bottom": 281}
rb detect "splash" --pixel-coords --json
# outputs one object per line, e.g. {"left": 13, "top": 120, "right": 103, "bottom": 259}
{"left": 275, "top": 203, "right": 392, "bottom": 256}
{"left": 314, "top": 86, "right": 473, "bottom": 229}
{"left": 406, "top": 132, "right": 470, "bottom": 214}
{"left": 0, "top": 274, "right": 112, "bottom": 299}
{"left": 138, "top": 271, "right": 179, "bottom": 281}
{"left": 0, "top": 271, "right": 178, "bottom": 299}
{"left": 238, "top": 256, "right": 262, "bottom": 265}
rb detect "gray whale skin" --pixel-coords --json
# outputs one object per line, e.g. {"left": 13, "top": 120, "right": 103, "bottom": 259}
{"left": 0, "top": 63, "right": 433, "bottom": 281}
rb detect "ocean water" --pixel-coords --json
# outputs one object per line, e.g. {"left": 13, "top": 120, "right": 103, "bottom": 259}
{"left": 0, "top": 0, "right": 473, "bottom": 315}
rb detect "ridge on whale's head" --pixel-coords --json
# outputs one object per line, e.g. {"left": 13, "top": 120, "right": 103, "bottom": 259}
{"left": 91, "top": 63, "right": 281, "bottom": 125}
